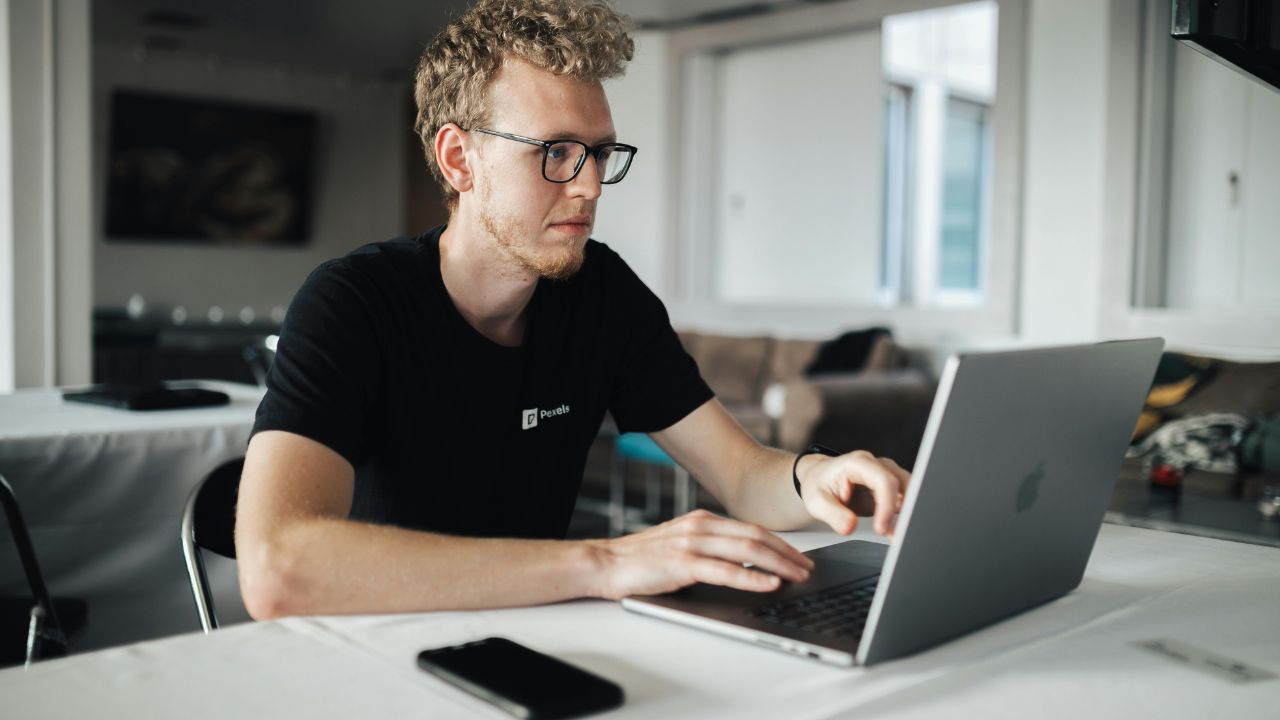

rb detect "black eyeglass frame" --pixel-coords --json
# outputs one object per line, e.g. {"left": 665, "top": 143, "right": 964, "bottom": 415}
{"left": 471, "top": 127, "right": 638, "bottom": 184}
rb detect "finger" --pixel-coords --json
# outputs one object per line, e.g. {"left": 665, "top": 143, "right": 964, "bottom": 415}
{"left": 879, "top": 457, "right": 912, "bottom": 502}
{"left": 686, "top": 535, "right": 810, "bottom": 583}
{"left": 687, "top": 557, "right": 783, "bottom": 593}
{"left": 805, "top": 485, "right": 859, "bottom": 536}
{"left": 844, "top": 456, "right": 900, "bottom": 536}
{"left": 682, "top": 512, "right": 813, "bottom": 569}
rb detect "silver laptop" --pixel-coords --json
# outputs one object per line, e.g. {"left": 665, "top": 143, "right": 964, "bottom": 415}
{"left": 622, "top": 339, "right": 1164, "bottom": 666}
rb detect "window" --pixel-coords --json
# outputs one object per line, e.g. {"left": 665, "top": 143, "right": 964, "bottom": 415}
{"left": 938, "top": 97, "right": 988, "bottom": 297}
{"left": 666, "top": 0, "right": 1022, "bottom": 337}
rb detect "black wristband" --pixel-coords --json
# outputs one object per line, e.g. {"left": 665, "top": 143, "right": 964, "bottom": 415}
{"left": 792, "top": 443, "right": 842, "bottom": 498}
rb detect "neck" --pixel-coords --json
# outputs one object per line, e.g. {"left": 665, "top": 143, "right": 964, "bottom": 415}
{"left": 438, "top": 213, "right": 536, "bottom": 347}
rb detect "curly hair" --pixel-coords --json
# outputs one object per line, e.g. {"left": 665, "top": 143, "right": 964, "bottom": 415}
{"left": 413, "top": 0, "right": 635, "bottom": 211}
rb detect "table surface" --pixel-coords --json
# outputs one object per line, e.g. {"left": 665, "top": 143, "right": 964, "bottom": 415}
{"left": 0, "top": 380, "right": 264, "bottom": 441}
{"left": 2, "top": 521, "right": 1276, "bottom": 719}
{"left": 0, "top": 381, "right": 262, "bottom": 650}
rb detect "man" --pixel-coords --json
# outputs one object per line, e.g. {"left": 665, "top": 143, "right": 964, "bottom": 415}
{"left": 236, "top": 0, "right": 911, "bottom": 620}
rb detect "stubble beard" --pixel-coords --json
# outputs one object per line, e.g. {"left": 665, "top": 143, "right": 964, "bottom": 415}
{"left": 479, "top": 192, "right": 588, "bottom": 282}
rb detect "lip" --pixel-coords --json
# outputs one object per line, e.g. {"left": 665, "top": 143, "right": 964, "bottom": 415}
{"left": 548, "top": 216, "right": 592, "bottom": 233}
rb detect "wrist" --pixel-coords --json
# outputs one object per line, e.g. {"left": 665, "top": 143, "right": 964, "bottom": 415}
{"left": 793, "top": 444, "right": 841, "bottom": 498}
{"left": 577, "top": 538, "right": 619, "bottom": 600}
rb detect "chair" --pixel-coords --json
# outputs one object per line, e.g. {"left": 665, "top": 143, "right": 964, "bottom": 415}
{"left": 181, "top": 457, "right": 244, "bottom": 633}
{"left": 0, "top": 473, "right": 88, "bottom": 668}
{"left": 242, "top": 335, "right": 278, "bottom": 387}
{"left": 608, "top": 433, "right": 696, "bottom": 536}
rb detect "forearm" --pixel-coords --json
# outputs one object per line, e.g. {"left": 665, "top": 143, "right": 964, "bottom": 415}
{"left": 238, "top": 517, "right": 605, "bottom": 619}
{"left": 721, "top": 445, "right": 818, "bottom": 532}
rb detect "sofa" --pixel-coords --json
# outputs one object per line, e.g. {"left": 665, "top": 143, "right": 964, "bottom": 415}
{"left": 673, "top": 329, "right": 936, "bottom": 469}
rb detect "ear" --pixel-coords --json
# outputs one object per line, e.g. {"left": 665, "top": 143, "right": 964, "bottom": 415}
{"left": 434, "top": 123, "right": 473, "bottom": 195}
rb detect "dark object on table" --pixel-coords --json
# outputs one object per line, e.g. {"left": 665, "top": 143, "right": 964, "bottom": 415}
{"left": 1, "top": 473, "right": 89, "bottom": 668}
{"left": 62, "top": 383, "right": 230, "bottom": 411}
{"left": 417, "top": 637, "right": 625, "bottom": 719}
{"left": 181, "top": 457, "right": 244, "bottom": 633}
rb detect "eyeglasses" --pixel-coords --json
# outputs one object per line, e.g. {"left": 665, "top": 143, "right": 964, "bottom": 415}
{"left": 471, "top": 128, "right": 637, "bottom": 184}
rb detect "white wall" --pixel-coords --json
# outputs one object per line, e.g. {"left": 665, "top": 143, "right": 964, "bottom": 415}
{"left": 1165, "top": 41, "right": 1280, "bottom": 310}
{"left": 596, "top": 30, "right": 668, "bottom": 290}
{"left": 0, "top": 0, "right": 12, "bottom": 391}
{"left": 1016, "top": 0, "right": 1111, "bottom": 344}
{"left": 92, "top": 46, "right": 406, "bottom": 320}
{"left": 1, "top": 0, "right": 92, "bottom": 390}
{"left": 712, "top": 29, "right": 883, "bottom": 306}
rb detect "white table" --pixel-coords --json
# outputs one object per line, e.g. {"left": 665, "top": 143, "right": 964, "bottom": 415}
{"left": 0, "top": 381, "right": 262, "bottom": 651}
{"left": 2, "top": 522, "right": 1275, "bottom": 718}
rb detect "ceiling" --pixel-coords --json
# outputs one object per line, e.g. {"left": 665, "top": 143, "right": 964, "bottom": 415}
{"left": 93, "top": 0, "right": 800, "bottom": 81}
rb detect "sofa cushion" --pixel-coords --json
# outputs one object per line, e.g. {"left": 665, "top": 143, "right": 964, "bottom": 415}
{"left": 767, "top": 339, "right": 822, "bottom": 387}
{"left": 679, "top": 332, "right": 775, "bottom": 406}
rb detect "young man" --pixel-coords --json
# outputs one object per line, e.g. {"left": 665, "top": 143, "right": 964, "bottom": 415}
{"left": 236, "top": 0, "right": 911, "bottom": 620}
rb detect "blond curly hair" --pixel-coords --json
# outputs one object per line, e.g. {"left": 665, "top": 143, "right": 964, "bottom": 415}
{"left": 413, "top": 0, "right": 635, "bottom": 211}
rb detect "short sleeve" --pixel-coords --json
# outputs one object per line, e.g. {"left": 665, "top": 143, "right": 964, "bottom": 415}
{"left": 607, "top": 253, "right": 714, "bottom": 433}
{"left": 251, "top": 259, "right": 381, "bottom": 467}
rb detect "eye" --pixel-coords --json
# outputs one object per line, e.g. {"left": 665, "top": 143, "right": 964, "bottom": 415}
{"left": 547, "top": 145, "right": 569, "bottom": 161}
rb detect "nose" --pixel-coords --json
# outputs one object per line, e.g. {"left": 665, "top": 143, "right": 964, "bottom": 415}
{"left": 565, "top": 153, "right": 603, "bottom": 200}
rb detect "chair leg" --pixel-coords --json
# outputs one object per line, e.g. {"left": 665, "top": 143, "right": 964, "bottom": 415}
{"left": 644, "top": 464, "right": 661, "bottom": 520}
{"left": 609, "top": 452, "right": 626, "bottom": 537}
{"left": 674, "top": 467, "right": 696, "bottom": 517}
{"left": 25, "top": 605, "right": 45, "bottom": 669}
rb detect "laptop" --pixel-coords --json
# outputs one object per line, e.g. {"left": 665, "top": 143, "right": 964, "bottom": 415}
{"left": 622, "top": 339, "right": 1164, "bottom": 666}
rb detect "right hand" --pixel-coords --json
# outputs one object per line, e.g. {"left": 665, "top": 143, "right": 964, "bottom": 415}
{"left": 588, "top": 509, "right": 814, "bottom": 601}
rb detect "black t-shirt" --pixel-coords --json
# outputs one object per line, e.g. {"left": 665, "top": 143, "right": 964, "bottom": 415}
{"left": 251, "top": 225, "right": 713, "bottom": 539}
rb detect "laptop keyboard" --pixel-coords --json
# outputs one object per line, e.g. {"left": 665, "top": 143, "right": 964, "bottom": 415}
{"left": 749, "top": 575, "right": 880, "bottom": 639}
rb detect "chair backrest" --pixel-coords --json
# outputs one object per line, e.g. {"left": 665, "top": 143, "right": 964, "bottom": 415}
{"left": 181, "top": 457, "right": 244, "bottom": 633}
{"left": 0, "top": 473, "right": 70, "bottom": 656}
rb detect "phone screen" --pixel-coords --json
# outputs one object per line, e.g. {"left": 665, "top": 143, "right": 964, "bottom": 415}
{"left": 417, "top": 637, "right": 624, "bottom": 719}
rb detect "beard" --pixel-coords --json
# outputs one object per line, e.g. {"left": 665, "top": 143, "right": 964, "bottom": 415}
{"left": 477, "top": 181, "right": 588, "bottom": 281}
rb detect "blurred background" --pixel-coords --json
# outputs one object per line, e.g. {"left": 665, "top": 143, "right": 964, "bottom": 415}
{"left": 1, "top": 0, "right": 1277, "bottom": 391}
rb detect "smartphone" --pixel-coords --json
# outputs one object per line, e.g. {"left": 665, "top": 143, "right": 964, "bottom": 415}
{"left": 416, "top": 637, "right": 624, "bottom": 719}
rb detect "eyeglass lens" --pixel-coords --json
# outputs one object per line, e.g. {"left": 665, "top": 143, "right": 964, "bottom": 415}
{"left": 545, "top": 142, "right": 631, "bottom": 183}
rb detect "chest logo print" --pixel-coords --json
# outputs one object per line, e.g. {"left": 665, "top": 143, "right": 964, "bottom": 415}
{"left": 521, "top": 404, "right": 571, "bottom": 430}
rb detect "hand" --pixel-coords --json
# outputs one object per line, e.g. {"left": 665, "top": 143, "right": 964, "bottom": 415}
{"left": 588, "top": 510, "right": 815, "bottom": 601}
{"left": 798, "top": 451, "right": 911, "bottom": 537}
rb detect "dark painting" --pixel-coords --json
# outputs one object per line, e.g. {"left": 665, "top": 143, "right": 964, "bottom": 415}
{"left": 104, "top": 90, "right": 318, "bottom": 245}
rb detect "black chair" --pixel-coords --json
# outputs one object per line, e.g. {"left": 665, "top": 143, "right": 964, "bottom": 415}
{"left": 181, "top": 457, "right": 244, "bottom": 633}
{"left": 0, "top": 473, "right": 88, "bottom": 668}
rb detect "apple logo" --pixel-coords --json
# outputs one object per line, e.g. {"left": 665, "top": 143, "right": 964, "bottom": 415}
{"left": 1016, "top": 459, "right": 1047, "bottom": 513}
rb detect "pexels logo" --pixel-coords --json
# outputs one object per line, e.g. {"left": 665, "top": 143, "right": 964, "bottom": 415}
{"left": 521, "top": 404, "right": 571, "bottom": 430}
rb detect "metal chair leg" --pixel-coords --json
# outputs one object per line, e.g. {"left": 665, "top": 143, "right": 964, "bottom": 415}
{"left": 674, "top": 467, "right": 696, "bottom": 517}
{"left": 25, "top": 605, "right": 45, "bottom": 669}
{"left": 644, "top": 465, "right": 661, "bottom": 520}
{"left": 609, "top": 451, "right": 626, "bottom": 537}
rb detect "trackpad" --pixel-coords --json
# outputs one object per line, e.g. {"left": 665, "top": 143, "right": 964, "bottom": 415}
{"left": 806, "top": 539, "right": 890, "bottom": 567}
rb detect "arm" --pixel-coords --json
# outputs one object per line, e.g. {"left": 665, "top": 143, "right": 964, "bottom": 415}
{"left": 236, "top": 430, "right": 815, "bottom": 619}
{"left": 650, "top": 398, "right": 912, "bottom": 537}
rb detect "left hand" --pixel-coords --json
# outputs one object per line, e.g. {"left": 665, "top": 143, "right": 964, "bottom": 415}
{"left": 797, "top": 451, "right": 912, "bottom": 537}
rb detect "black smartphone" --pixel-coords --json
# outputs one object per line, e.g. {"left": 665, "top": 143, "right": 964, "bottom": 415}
{"left": 416, "top": 637, "right": 624, "bottom": 719}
